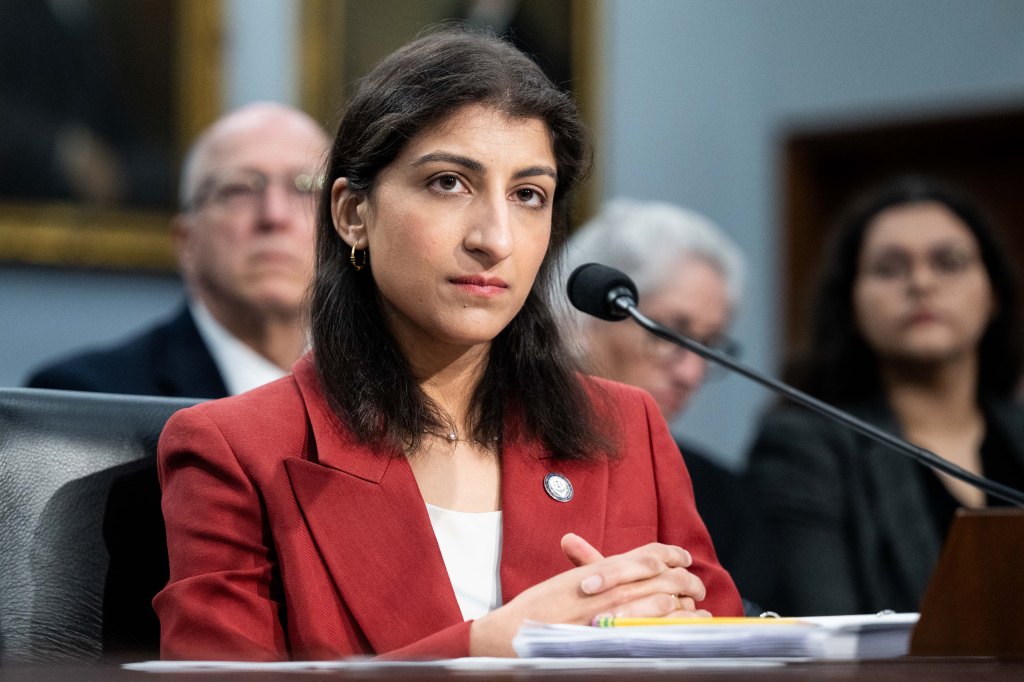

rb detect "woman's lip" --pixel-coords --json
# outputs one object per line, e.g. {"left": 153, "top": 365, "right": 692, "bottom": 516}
{"left": 906, "top": 311, "right": 941, "bottom": 325}
{"left": 450, "top": 276, "right": 509, "bottom": 297}
{"left": 450, "top": 275, "right": 508, "bottom": 288}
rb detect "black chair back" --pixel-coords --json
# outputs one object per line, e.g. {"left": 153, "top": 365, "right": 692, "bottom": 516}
{"left": 0, "top": 388, "right": 198, "bottom": 663}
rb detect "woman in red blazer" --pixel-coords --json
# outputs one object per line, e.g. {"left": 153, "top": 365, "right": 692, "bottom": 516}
{"left": 156, "top": 27, "right": 742, "bottom": 661}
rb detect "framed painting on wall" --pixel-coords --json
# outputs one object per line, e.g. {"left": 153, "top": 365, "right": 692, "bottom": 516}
{"left": 0, "top": 0, "right": 221, "bottom": 272}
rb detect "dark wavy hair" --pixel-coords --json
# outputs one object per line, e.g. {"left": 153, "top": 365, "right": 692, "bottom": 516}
{"left": 310, "top": 26, "right": 609, "bottom": 458}
{"left": 786, "top": 175, "right": 1023, "bottom": 404}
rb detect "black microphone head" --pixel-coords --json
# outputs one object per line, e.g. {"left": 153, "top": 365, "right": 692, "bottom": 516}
{"left": 567, "top": 263, "right": 639, "bottom": 321}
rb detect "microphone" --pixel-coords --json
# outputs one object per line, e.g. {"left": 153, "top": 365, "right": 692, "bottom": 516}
{"left": 567, "top": 262, "right": 1024, "bottom": 507}
{"left": 566, "top": 262, "right": 638, "bottom": 320}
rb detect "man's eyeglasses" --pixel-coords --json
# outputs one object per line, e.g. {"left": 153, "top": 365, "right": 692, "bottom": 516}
{"left": 189, "top": 169, "right": 323, "bottom": 213}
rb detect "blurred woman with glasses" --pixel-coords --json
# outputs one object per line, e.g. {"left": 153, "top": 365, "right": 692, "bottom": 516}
{"left": 558, "top": 198, "right": 751, "bottom": 592}
{"left": 744, "top": 175, "right": 1024, "bottom": 616}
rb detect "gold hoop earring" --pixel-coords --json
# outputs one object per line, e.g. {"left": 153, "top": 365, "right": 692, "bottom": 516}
{"left": 350, "top": 244, "right": 368, "bottom": 271}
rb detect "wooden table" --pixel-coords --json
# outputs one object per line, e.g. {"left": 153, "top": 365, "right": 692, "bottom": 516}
{"left": 2, "top": 657, "right": 1022, "bottom": 681}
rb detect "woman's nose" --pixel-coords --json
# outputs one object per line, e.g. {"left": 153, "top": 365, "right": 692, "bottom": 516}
{"left": 906, "top": 259, "right": 940, "bottom": 293}
{"left": 464, "top": 193, "right": 513, "bottom": 262}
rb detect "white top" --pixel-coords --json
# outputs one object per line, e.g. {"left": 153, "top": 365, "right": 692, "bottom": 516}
{"left": 189, "top": 300, "right": 288, "bottom": 396}
{"left": 425, "top": 503, "right": 503, "bottom": 621}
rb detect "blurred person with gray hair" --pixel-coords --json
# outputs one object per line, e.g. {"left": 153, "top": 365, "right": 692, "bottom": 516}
{"left": 27, "top": 102, "right": 330, "bottom": 398}
{"left": 559, "top": 198, "right": 752, "bottom": 593}
{"left": 23, "top": 102, "right": 329, "bottom": 660}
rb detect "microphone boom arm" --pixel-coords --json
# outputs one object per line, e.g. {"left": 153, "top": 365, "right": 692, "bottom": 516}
{"left": 620, "top": 301, "right": 1024, "bottom": 508}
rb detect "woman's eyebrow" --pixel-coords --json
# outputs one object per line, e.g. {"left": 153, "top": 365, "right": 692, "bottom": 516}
{"left": 513, "top": 165, "right": 557, "bottom": 181}
{"left": 412, "top": 151, "right": 556, "bottom": 182}
{"left": 412, "top": 151, "right": 483, "bottom": 173}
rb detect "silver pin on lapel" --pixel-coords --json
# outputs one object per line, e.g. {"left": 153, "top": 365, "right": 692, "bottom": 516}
{"left": 544, "top": 473, "right": 573, "bottom": 502}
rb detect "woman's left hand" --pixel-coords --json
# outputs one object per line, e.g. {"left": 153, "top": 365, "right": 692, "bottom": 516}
{"left": 469, "top": 534, "right": 709, "bottom": 656}
{"left": 560, "top": 532, "right": 707, "bottom": 616}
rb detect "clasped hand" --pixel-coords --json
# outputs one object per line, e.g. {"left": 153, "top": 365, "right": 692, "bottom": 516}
{"left": 470, "top": 533, "right": 708, "bottom": 656}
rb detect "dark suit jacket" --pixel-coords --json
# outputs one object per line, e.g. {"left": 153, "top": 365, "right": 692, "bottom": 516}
{"left": 26, "top": 303, "right": 228, "bottom": 399}
{"left": 155, "top": 355, "right": 743, "bottom": 660}
{"left": 743, "top": 399, "right": 1024, "bottom": 617}
{"left": 675, "top": 441, "right": 751, "bottom": 587}
{"left": 26, "top": 303, "right": 226, "bottom": 659}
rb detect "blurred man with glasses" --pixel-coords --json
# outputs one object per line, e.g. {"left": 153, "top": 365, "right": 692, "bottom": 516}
{"left": 24, "top": 103, "right": 329, "bottom": 658}
{"left": 28, "top": 102, "right": 329, "bottom": 398}
{"left": 558, "top": 198, "right": 754, "bottom": 603}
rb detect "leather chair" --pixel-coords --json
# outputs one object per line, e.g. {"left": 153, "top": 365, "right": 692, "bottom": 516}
{"left": 0, "top": 387, "right": 198, "bottom": 663}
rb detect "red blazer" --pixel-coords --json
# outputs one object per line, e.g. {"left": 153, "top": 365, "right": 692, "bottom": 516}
{"left": 155, "top": 355, "right": 742, "bottom": 660}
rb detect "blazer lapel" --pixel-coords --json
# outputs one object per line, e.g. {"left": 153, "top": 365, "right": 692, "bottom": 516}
{"left": 286, "top": 359, "right": 463, "bottom": 652}
{"left": 499, "top": 418, "right": 609, "bottom": 602}
{"left": 287, "top": 357, "right": 615, "bottom": 639}
{"left": 859, "top": 399, "right": 1024, "bottom": 607}
{"left": 854, "top": 403, "right": 942, "bottom": 605}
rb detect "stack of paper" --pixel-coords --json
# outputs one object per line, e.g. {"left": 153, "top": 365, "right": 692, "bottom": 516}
{"left": 512, "top": 613, "right": 919, "bottom": 660}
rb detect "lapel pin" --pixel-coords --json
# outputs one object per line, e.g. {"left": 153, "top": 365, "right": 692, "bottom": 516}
{"left": 544, "top": 472, "right": 573, "bottom": 502}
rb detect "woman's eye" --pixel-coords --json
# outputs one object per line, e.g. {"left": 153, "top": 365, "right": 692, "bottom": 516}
{"left": 932, "top": 249, "right": 972, "bottom": 274}
{"left": 430, "top": 174, "right": 464, "bottom": 192}
{"left": 870, "top": 263, "right": 900, "bottom": 278}
{"left": 515, "top": 187, "right": 545, "bottom": 207}
{"left": 864, "top": 256, "right": 908, "bottom": 280}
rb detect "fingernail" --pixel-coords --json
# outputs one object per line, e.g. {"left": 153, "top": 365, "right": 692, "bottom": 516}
{"left": 580, "top": 574, "right": 603, "bottom": 594}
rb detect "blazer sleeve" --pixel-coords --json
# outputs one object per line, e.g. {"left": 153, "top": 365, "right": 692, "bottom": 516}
{"left": 155, "top": 407, "right": 289, "bottom": 661}
{"left": 640, "top": 391, "right": 743, "bottom": 617}
{"left": 743, "top": 407, "right": 858, "bottom": 616}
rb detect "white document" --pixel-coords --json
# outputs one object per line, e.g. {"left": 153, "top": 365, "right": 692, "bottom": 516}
{"left": 511, "top": 613, "right": 920, "bottom": 660}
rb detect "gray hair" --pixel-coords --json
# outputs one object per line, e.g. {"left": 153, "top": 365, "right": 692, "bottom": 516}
{"left": 557, "top": 198, "right": 744, "bottom": 349}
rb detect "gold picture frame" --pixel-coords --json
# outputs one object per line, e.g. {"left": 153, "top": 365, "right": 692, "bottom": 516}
{"left": 0, "top": 1, "right": 600, "bottom": 272}
{"left": 0, "top": 0, "right": 222, "bottom": 272}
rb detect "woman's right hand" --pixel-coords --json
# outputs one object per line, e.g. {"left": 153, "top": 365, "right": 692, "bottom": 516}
{"left": 469, "top": 533, "right": 708, "bottom": 657}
